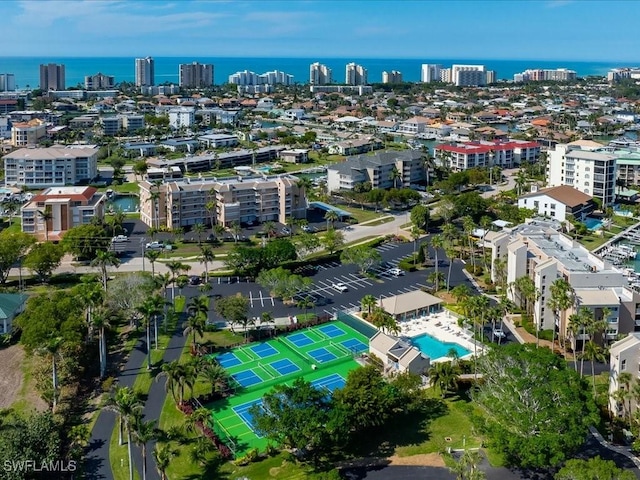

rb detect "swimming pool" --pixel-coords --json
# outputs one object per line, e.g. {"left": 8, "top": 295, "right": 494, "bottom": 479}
{"left": 411, "top": 333, "right": 471, "bottom": 360}
{"left": 107, "top": 195, "right": 139, "bottom": 212}
{"left": 585, "top": 217, "right": 604, "bottom": 230}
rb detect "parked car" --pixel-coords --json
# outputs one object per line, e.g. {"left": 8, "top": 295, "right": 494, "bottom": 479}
{"left": 112, "top": 235, "right": 129, "bottom": 243}
{"left": 333, "top": 283, "right": 348, "bottom": 292}
{"left": 493, "top": 329, "right": 506, "bottom": 339}
{"left": 301, "top": 225, "right": 311, "bottom": 232}
{"left": 145, "top": 241, "right": 163, "bottom": 250}
{"left": 388, "top": 267, "right": 404, "bottom": 276}
{"left": 189, "top": 275, "right": 201, "bottom": 286}
{"left": 281, "top": 227, "right": 291, "bottom": 235}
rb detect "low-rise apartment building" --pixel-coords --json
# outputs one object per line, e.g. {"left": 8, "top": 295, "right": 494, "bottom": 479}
{"left": 4, "top": 146, "right": 99, "bottom": 188}
{"left": 139, "top": 174, "right": 306, "bottom": 229}
{"left": 489, "top": 221, "right": 640, "bottom": 347}
{"left": 609, "top": 333, "right": 640, "bottom": 416}
{"left": 146, "top": 146, "right": 284, "bottom": 173}
{"left": 198, "top": 133, "right": 239, "bottom": 149}
{"left": 327, "top": 150, "right": 426, "bottom": 192}
{"left": 21, "top": 186, "right": 106, "bottom": 241}
{"left": 435, "top": 140, "right": 540, "bottom": 171}
{"left": 547, "top": 143, "right": 617, "bottom": 207}
{"left": 518, "top": 185, "right": 595, "bottom": 222}
{"left": 11, "top": 119, "right": 47, "bottom": 146}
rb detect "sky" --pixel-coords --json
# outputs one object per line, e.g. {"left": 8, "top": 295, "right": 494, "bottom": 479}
{"left": 2, "top": 0, "right": 640, "bottom": 61}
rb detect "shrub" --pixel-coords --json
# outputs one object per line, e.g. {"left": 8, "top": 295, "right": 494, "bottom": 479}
{"left": 246, "top": 447, "right": 261, "bottom": 462}
{"left": 101, "top": 377, "right": 116, "bottom": 392}
{"left": 398, "top": 258, "right": 416, "bottom": 272}
{"left": 465, "top": 264, "right": 483, "bottom": 276}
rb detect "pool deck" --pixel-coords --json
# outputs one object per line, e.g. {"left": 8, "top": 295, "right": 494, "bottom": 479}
{"left": 397, "top": 310, "right": 484, "bottom": 362}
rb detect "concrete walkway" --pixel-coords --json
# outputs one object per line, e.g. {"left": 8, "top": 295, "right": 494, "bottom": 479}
{"left": 589, "top": 426, "right": 640, "bottom": 468}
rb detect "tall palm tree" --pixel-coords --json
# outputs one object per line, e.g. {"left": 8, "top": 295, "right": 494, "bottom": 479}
{"left": 229, "top": 222, "right": 242, "bottom": 243}
{"left": 155, "top": 360, "right": 182, "bottom": 404}
{"left": 461, "top": 216, "right": 476, "bottom": 270}
{"left": 389, "top": 166, "right": 402, "bottom": 189}
{"left": 105, "top": 386, "right": 142, "bottom": 480}
{"left": 205, "top": 198, "right": 217, "bottom": 228}
{"left": 428, "top": 271, "right": 445, "bottom": 292}
{"left": 200, "top": 360, "right": 229, "bottom": 396}
{"left": 578, "top": 307, "right": 595, "bottom": 377}
{"left": 192, "top": 222, "right": 206, "bottom": 245}
{"left": 91, "top": 250, "right": 121, "bottom": 291}
{"left": 37, "top": 207, "right": 53, "bottom": 242}
{"left": 617, "top": 372, "right": 634, "bottom": 426}
{"left": 185, "top": 296, "right": 208, "bottom": 350}
{"left": 430, "top": 234, "right": 444, "bottom": 290}
{"left": 145, "top": 250, "right": 161, "bottom": 277}
{"left": 296, "top": 296, "right": 315, "bottom": 320}
{"left": 262, "top": 220, "right": 277, "bottom": 239}
{"left": 131, "top": 415, "right": 157, "bottom": 480}
{"left": 156, "top": 272, "right": 172, "bottom": 300}
{"left": 547, "top": 278, "right": 575, "bottom": 353}
{"left": 360, "top": 294, "right": 378, "bottom": 316}
{"left": 92, "top": 308, "right": 113, "bottom": 379}
{"left": 198, "top": 246, "right": 215, "bottom": 283}
{"left": 166, "top": 261, "right": 186, "bottom": 301}
{"left": 296, "top": 177, "right": 312, "bottom": 195}
{"left": 429, "top": 361, "right": 458, "bottom": 398}
{"left": 445, "top": 246, "right": 457, "bottom": 292}
{"left": 153, "top": 443, "right": 177, "bottom": 480}
{"left": 324, "top": 210, "right": 339, "bottom": 230}
{"left": 38, "top": 336, "right": 64, "bottom": 412}
{"left": 136, "top": 296, "right": 164, "bottom": 370}
{"left": 583, "top": 340, "right": 605, "bottom": 397}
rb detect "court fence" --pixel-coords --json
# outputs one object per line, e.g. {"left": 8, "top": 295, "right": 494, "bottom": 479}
{"left": 336, "top": 311, "right": 378, "bottom": 339}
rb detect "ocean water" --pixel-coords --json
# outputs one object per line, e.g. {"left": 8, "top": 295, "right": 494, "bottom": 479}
{"left": 0, "top": 57, "right": 631, "bottom": 89}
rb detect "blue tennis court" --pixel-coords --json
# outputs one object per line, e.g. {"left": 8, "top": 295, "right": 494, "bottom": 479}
{"left": 251, "top": 343, "right": 278, "bottom": 358}
{"left": 312, "top": 373, "right": 346, "bottom": 393}
{"left": 287, "top": 332, "right": 314, "bottom": 347}
{"left": 232, "top": 369, "right": 263, "bottom": 388}
{"left": 342, "top": 338, "right": 368, "bottom": 353}
{"left": 217, "top": 352, "right": 242, "bottom": 368}
{"left": 233, "top": 399, "right": 263, "bottom": 436}
{"left": 319, "top": 324, "right": 346, "bottom": 338}
{"left": 270, "top": 358, "right": 301, "bottom": 375}
{"left": 308, "top": 347, "right": 337, "bottom": 363}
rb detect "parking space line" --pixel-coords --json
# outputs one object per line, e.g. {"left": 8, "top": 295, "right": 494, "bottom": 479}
{"left": 344, "top": 274, "right": 372, "bottom": 287}
{"left": 271, "top": 297, "right": 275, "bottom": 306}
{"left": 249, "top": 291, "right": 254, "bottom": 308}
{"left": 259, "top": 291, "right": 264, "bottom": 308}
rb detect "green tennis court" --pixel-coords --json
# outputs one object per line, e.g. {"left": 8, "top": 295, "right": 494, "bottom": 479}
{"left": 205, "top": 320, "right": 370, "bottom": 455}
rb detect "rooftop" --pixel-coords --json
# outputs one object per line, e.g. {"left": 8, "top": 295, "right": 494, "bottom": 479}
{"left": 520, "top": 185, "right": 592, "bottom": 208}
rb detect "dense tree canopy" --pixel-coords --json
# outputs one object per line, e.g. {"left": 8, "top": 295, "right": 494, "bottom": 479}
{"left": 62, "top": 224, "right": 111, "bottom": 260}
{"left": 0, "top": 231, "right": 35, "bottom": 285}
{"left": 256, "top": 267, "right": 312, "bottom": 301}
{"left": 476, "top": 344, "right": 597, "bottom": 468}
{"left": 555, "top": 457, "right": 635, "bottom": 480}
{"left": 24, "top": 242, "right": 65, "bottom": 283}
{"left": 340, "top": 246, "right": 382, "bottom": 274}
{"left": 224, "top": 239, "right": 297, "bottom": 276}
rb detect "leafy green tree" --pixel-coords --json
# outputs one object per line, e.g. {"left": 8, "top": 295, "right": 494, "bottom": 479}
{"left": 340, "top": 245, "right": 382, "bottom": 274}
{"left": 429, "top": 361, "right": 459, "bottom": 397}
{"left": 214, "top": 293, "right": 249, "bottom": 334}
{"left": 106, "top": 273, "right": 156, "bottom": 326}
{"left": 63, "top": 224, "right": 111, "bottom": 260}
{"left": 0, "top": 231, "right": 35, "bottom": 285}
{"left": 153, "top": 443, "right": 177, "bottom": 480}
{"left": 296, "top": 232, "right": 320, "bottom": 258}
{"left": 321, "top": 227, "right": 345, "bottom": 254}
{"left": 449, "top": 450, "right": 486, "bottom": 480}
{"left": 476, "top": 343, "right": 598, "bottom": 467}
{"left": 91, "top": 249, "right": 121, "bottom": 291}
{"left": 23, "top": 242, "right": 64, "bottom": 283}
{"left": 410, "top": 204, "right": 430, "bottom": 231}
{"left": 555, "top": 456, "right": 635, "bottom": 480}
{"left": 257, "top": 267, "right": 312, "bottom": 302}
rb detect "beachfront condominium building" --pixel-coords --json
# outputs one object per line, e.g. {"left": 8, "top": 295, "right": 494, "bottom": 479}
{"left": 488, "top": 220, "right": 640, "bottom": 347}
{"left": 421, "top": 64, "right": 443, "bottom": 83}
{"left": 3, "top": 146, "right": 99, "bottom": 188}
{"left": 309, "top": 62, "right": 332, "bottom": 85}
{"left": 135, "top": 57, "right": 155, "bottom": 87}
{"left": 228, "top": 70, "right": 293, "bottom": 86}
{"left": 39, "top": 63, "right": 65, "bottom": 91}
{"left": 84, "top": 72, "right": 115, "bottom": 90}
{"left": 138, "top": 175, "right": 307, "bottom": 229}
{"left": 382, "top": 71, "right": 403, "bottom": 84}
{"left": 450, "top": 64, "right": 487, "bottom": 86}
{"left": 179, "top": 62, "right": 214, "bottom": 88}
{"left": 327, "top": 150, "right": 426, "bottom": 193}
{"left": 607, "top": 68, "right": 640, "bottom": 83}
{"left": 0, "top": 74, "right": 16, "bottom": 92}
{"left": 513, "top": 68, "right": 577, "bottom": 83}
{"left": 21, "top": 186, "right": 106, "bottom": 241}
{"left": 345, "top": 63, "right": 368, "bottom": 86}
{"left": 547, "top": 143, "right": 617, "bottom": 207}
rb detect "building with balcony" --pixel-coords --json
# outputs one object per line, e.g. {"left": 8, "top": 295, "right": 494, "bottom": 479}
{"left": 547, "top": 143, "right": 617, "bottom": 207}
{"left": 138, "top": 174, "right": 307, "bottom": 229}
{"left": 179, "top": 62, "right": 214, "bottom": 88}
{"left": 435, "top": 140, "right": 540, "bottom": 171}
{"left": 84, "top": 72, "right": 115, "bottom": 90}
{"left": 146, "top": 146, "right": 284, "bottom": 173}
{"left": 39, "top": 63, "right": 65, "bottom": 91}
{"left": 21, "top": 186, "right": 106, "bottom": 241}
{"left": 513, "top": 68, "right": 577, "bottom": 83}
{"left": 327, "top": 150, "right": 426, "bottom": 193}
{"left": 135, "top": 57, "right": 154, "bottom": 87}
{"left": 488, "top": 221, "right": 640, "bottom": 348}
{"left": 451, "top": 65, "right": 487, "bottom": 86}
{"left": 309, "top": 62, "right": 332, "bottom": 85}
{"left": 11, "top": 119, "right": 47, "bottom": 147}
{"left": 421, "top": 64, "right": 443, "bottom": 83}
{"left": 228, "top": 70, "right": 293, "bottom": 86}
{"left": 197, "top": 133, "right": 238, "bottom": 149}
{"left": 168, "top": 107, "right": 195, "bottom": 129}
{"left": 609, "top": 333, "right": 640, "bottom": 416}
{"left": 382, "top": 70, "right": 402, "bottom": 84}
{"left": 345, "top": 63, "right": 368, "bottom": 86}
{"left": 3, "top": 146, "right": 99, "bottom": 188}
{"left": 518, "top": 185, "right": 595, "bottom": 223}
{"left": 0, "top": 74, "right": 16, "bottom": 92}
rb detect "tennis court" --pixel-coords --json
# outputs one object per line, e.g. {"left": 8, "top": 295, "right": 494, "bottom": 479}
{"left": 207, "top": 320, "right": 370, "bottom": 455}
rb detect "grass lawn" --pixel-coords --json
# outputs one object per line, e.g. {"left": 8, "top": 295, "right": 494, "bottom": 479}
{"left": 578, "top": 234, "right": 612, "bottom": 251}
{"left": 361, "top": 216, "right": 394, "bottom": 227}
{"left": 174, "top": 295, "right": 186, "bottom": 313}
{"left": 338, "top": 205, "right": 385, "bottom": 224}
{"left": 613, "top": 215, "right": 637, "bottom": 229}
{"left": 110, "top": 423, "right": 141, "bottom": 480}
{"left": 200, "top": 329, "right": 243, "bottom": 349}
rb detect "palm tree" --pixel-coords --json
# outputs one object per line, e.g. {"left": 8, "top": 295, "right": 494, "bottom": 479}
{"left": 578, "top": 307, "right": 595, "bottom": 377}
{"left": 445, "top": 245, "right": 457, "bottom": 291}
{"left": 296, "top": 177, "right": 312, "bottom": 195}
{"left": 185, "top": 407, "right": 212, "bottom": 434}
{"left": 105, "top": 386, "right": 142, "bottom": 480}
{"left": 297, "top": 296, "right": 315, "bottom": 320}
{"left": 200, "top": 360, "right": 229, "bottom": 396}
{"left": 166, "top": 261, "right": 186, "bottom": 301}
{"left": 192, "top": 222, "right": 206, "bottom": 245}
{"left": 462, "top": 216, "right": 476, "bottom": 270}
{"left": 547, "top": 278, "right": 575, "bottom": 353}
{"left": 429, "top": 361, "right": 458, "bottom": 398}
{"left": 185, "top": 296, "right": 208, "bottom": 350}
{"left": 37, "top": 207, "right": 53, "bottom": 242}
{"left": 155, "top": 360, "right": 182, "bottom": 404}
{"left": 229, "top": 221, "right": 242, "bottom": 243}
{"left": 147, "top": 182, "right": 162, "bottom": 230}
{"left": 145, "top": 250, "right": 161, "bottom": 277}
{"left": 427, "top": 271, "right": 445, "bottom": 292}
{"left": 515, "top": 169, "right": 528, "bottom": 196}
{"left": 205, "top": 198, "right": 217, "bottom": 228}
{"left": 92, "top": 308, "right": 113, "bottom": 379}
{"left": 91, "top": 250, "right": 121, "bottom": 291}
{"left": 262, "top": 220, "right": 277, "bottom": 239}
{"left": 583, "top": 340, "right": 605, "bottom": 397}
{"left": 360, "top": 294, "right": 378, "bottom": 316}
{"left": 618, "top": 371, "right": 634, "bottom": 426}
{"left": 389, "top": 166, "right": 402, "bottom": 189}
{"left": 430, "top": 234, "right": 443, "bottom": 287}
{"left": 131, "top": 415, "right": 157, "bottom": 480}
{"left": 38, "top": 336, "right": 64, "bottom": 412}
{"left": 324, "top": 209, "right": 339, "bottom": 230}
{"left": 198, "top": 246, "right": 215, "bottom": 283}
{"left": 136, "top": 296, "right": 164, "bottom": 370}
{"left": 153, "top": 443, "right": 177, "bottom": 480}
